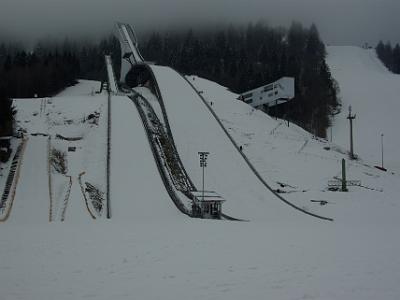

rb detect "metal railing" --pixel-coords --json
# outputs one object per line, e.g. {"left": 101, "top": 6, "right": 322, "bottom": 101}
{"left": 0, "top": 138, "right": 28, "bottom": 221}
{"left": 129, "top": 93, "right": 191, "bottom": 215}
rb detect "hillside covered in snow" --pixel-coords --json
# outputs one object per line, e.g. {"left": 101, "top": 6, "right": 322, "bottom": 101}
{"left": 327, "top": 46, "right": 400, "bottom": 173}
{"left": 0, "top": 46, "right": 400, "bottom": 300}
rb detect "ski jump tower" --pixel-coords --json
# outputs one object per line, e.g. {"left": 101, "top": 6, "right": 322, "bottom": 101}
{"left": 115, "top": 22, "right": 145, "bottom": 84}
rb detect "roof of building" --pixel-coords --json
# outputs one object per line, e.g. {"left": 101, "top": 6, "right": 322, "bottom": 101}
{"left": 192, "top": 191, "right": 225, "bottom": 202}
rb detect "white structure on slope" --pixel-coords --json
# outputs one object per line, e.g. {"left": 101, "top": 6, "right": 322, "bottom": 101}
{"left": 240, "top": 77, "right": 295, "bottom": 109}
{"left": 105, "top": 55, "right": 119, "bottom": 94}
{"left": 115, "top": 22, "right": 145, "bottom": 84}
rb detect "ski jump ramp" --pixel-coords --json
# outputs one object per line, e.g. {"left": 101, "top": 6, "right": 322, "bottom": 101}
{"left": 105, "top": 55, "right": 119, "bottom": 94}
{"left": 112, "top": 23, "right": 333, "bottom": 222}
{"left": 148, "top": 65, "right": 332, "bottom": 222}
{"left": 115, "top": 22, "right": 145, "bottom": 84}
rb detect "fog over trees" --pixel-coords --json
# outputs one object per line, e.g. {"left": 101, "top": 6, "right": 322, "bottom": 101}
{"left": 1, "top": 22, "right": 341, "bottom": 143}
{"left": 13, "top": 19, "right": 400, "bottom": 148}
{"left": 143, "top": 22, "right": 340, "bottom": 137}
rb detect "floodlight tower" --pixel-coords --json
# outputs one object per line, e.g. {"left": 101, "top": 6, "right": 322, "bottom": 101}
{"left": 198, "top": 152, "right": 209, "bottom": 202}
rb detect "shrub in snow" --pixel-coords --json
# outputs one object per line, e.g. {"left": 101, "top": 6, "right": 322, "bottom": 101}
{"left": 50, "top": 149, "right": 68, "bottom": 175}
{"left": 84, "top": 182, "right": 104, "bottom": 214}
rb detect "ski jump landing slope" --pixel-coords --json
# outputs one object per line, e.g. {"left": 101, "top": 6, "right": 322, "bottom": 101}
{"left": 7, "top": 137, "right": 49, "bottom": 224}
{"left": 327, "top": 46, "right": 400, "bottom": 172}
{"left": 149, "top": 65, "right": 323, "bottom": 223}
{"left": 110, "top": 96, "right": 184, "bottom": 221}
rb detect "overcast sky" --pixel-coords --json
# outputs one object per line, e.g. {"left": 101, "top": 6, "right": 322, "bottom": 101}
{"left": 1, "top": 0, "right": 399, "bottom": 46}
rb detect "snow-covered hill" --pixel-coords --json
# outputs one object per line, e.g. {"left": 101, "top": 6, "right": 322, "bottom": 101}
{"left": 1, "top": 67, "right": 400, "bottom": 300}
{"left": 327, "top": 46, "right": 400, "bottom": 172}
{"left": 189, "top": 74, "right": 400, "bottom": 226}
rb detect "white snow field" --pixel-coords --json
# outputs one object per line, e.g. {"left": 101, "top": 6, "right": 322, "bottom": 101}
{"left": 327, "top": 46, "right": 400, "bottom": 172}
{"left": 0, "top": 69, "right": 400, "bottom": 300}
{"left": 57, "top": 79, "right": 101, "bottom": 97}
{"left": 187, "top": 74, "right": 400, "bottom": 223}
{"left": 10, "top": 83, "right": 110, "bottom": 222}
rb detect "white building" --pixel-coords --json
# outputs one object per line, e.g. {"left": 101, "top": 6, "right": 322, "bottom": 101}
{"left": 240, "top": 77, "right": 295, "bottom": 108}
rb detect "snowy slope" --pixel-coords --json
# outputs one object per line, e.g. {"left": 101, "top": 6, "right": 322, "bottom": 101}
{"left": 188, "top": 74, "right": 400, "bottom": 226}
{"left": 150, "top": 65, "right": 326, "bottom": 223}
{"left": 56, "top": 80, "right": 101, "bottom": 97}
{"left": 1, "top": 74, "right": 400, "bottom": 300}
{"left": 327, "top": 46, "right": 400, "bottom": 172}
{"left": 11, "top": 88, "right": 109, "bottom": 222}
{"left": 7, "top": 137, "right": 50, "bottom": 224}
{"left": 110, "top": 95, "right": 184, "bottom": 221}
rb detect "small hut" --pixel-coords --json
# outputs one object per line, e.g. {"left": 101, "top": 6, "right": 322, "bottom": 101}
{"left": 191, "top": 191, "right": 225, "bottom": 219}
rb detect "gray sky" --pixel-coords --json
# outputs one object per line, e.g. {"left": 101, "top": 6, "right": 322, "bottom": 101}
{"left": 1, "top": 0, "right": 399, "bottom": 46}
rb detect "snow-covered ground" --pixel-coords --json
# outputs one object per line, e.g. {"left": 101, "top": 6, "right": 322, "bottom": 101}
{"left": 1, "top": 61, "right": 400, "bottom": 300}
{"left": 327, "top": 46, "right": 400, "bottom": 172}
{"left": 150, "top": 65, "right": 325, "bottom": 222}
{"left": 56, "top": 80, "right": 101, "bottom": 97}
{"left": 1, "top": 219, "right": 399, "bottom": 300}
{"left": 188, "top": 74, "right": 400, "bottom": 225}
{"left": 10, "top": 82, "right": 109, "bottom": 221}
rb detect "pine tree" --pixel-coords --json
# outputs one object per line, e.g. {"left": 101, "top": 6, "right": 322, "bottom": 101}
{"left": 0, "top": 88, "right": 16, "bottom": 137}
{"left": 384, "top": 41, "right": 394, "bottom": 70}
{"left": 392, "top": 44, "right": 400, "bottom": 74}
{"left": 376, "top": 41, "right": 385, "bottom": 62}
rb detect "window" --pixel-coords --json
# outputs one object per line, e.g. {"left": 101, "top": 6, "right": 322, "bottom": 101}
{"left": 243, "top": 92, "right": 253, "bottom": 99}
{"left": 264, "top": 84, "right": 273, "bottom": 92}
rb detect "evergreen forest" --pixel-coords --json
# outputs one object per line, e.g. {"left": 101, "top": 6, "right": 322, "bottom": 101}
{"left": 376, "top": 40, "right": 400, "bottom": 74}
{"left": 142, "top": 22, "right": 341, "bottom": 137}
{"left": 0, "top": 21, "right": 342, "bottom": 148}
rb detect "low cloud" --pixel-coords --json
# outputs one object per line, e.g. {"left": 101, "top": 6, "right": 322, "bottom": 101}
{"left": 1, "top": 0, "right": 399, "bottom": 46}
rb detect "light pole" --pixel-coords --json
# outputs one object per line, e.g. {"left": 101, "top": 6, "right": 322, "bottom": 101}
{"left": 381, "top": 133, "right": 384, "bottom": 169}
{"left": 198, "top": 152, "right": 209, "bottom": 202}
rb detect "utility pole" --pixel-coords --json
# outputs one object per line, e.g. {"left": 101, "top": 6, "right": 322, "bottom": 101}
{"left": 341, "top": 159, "right": 348, "bottom": 192}
{"left": 381, "top": 133, "right": 384, "bottom": 169}
{"left": 198, "top": 152, "right": 209, "bottom": 202}
{"left": 347, "top": 106, "right": 356, "bottom": 159}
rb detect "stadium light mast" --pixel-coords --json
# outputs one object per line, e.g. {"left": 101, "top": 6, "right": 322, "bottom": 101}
{"left": 198, "top": 152, "right": 209, "bottom": 202}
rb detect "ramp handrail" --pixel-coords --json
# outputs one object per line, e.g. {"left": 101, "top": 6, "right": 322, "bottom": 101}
{"left": 140, "top": 64, "right": 196, "bottom": 189}
{"left": 129, "top": 94, "right": 191, "bottom": 215}
{"left": 105, "top": 55, "right": 119, "bottom": 94}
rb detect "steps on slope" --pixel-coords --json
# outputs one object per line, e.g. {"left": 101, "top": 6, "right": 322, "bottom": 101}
{"left": 130, "top": 93, "right": 192, "bottom": 215}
